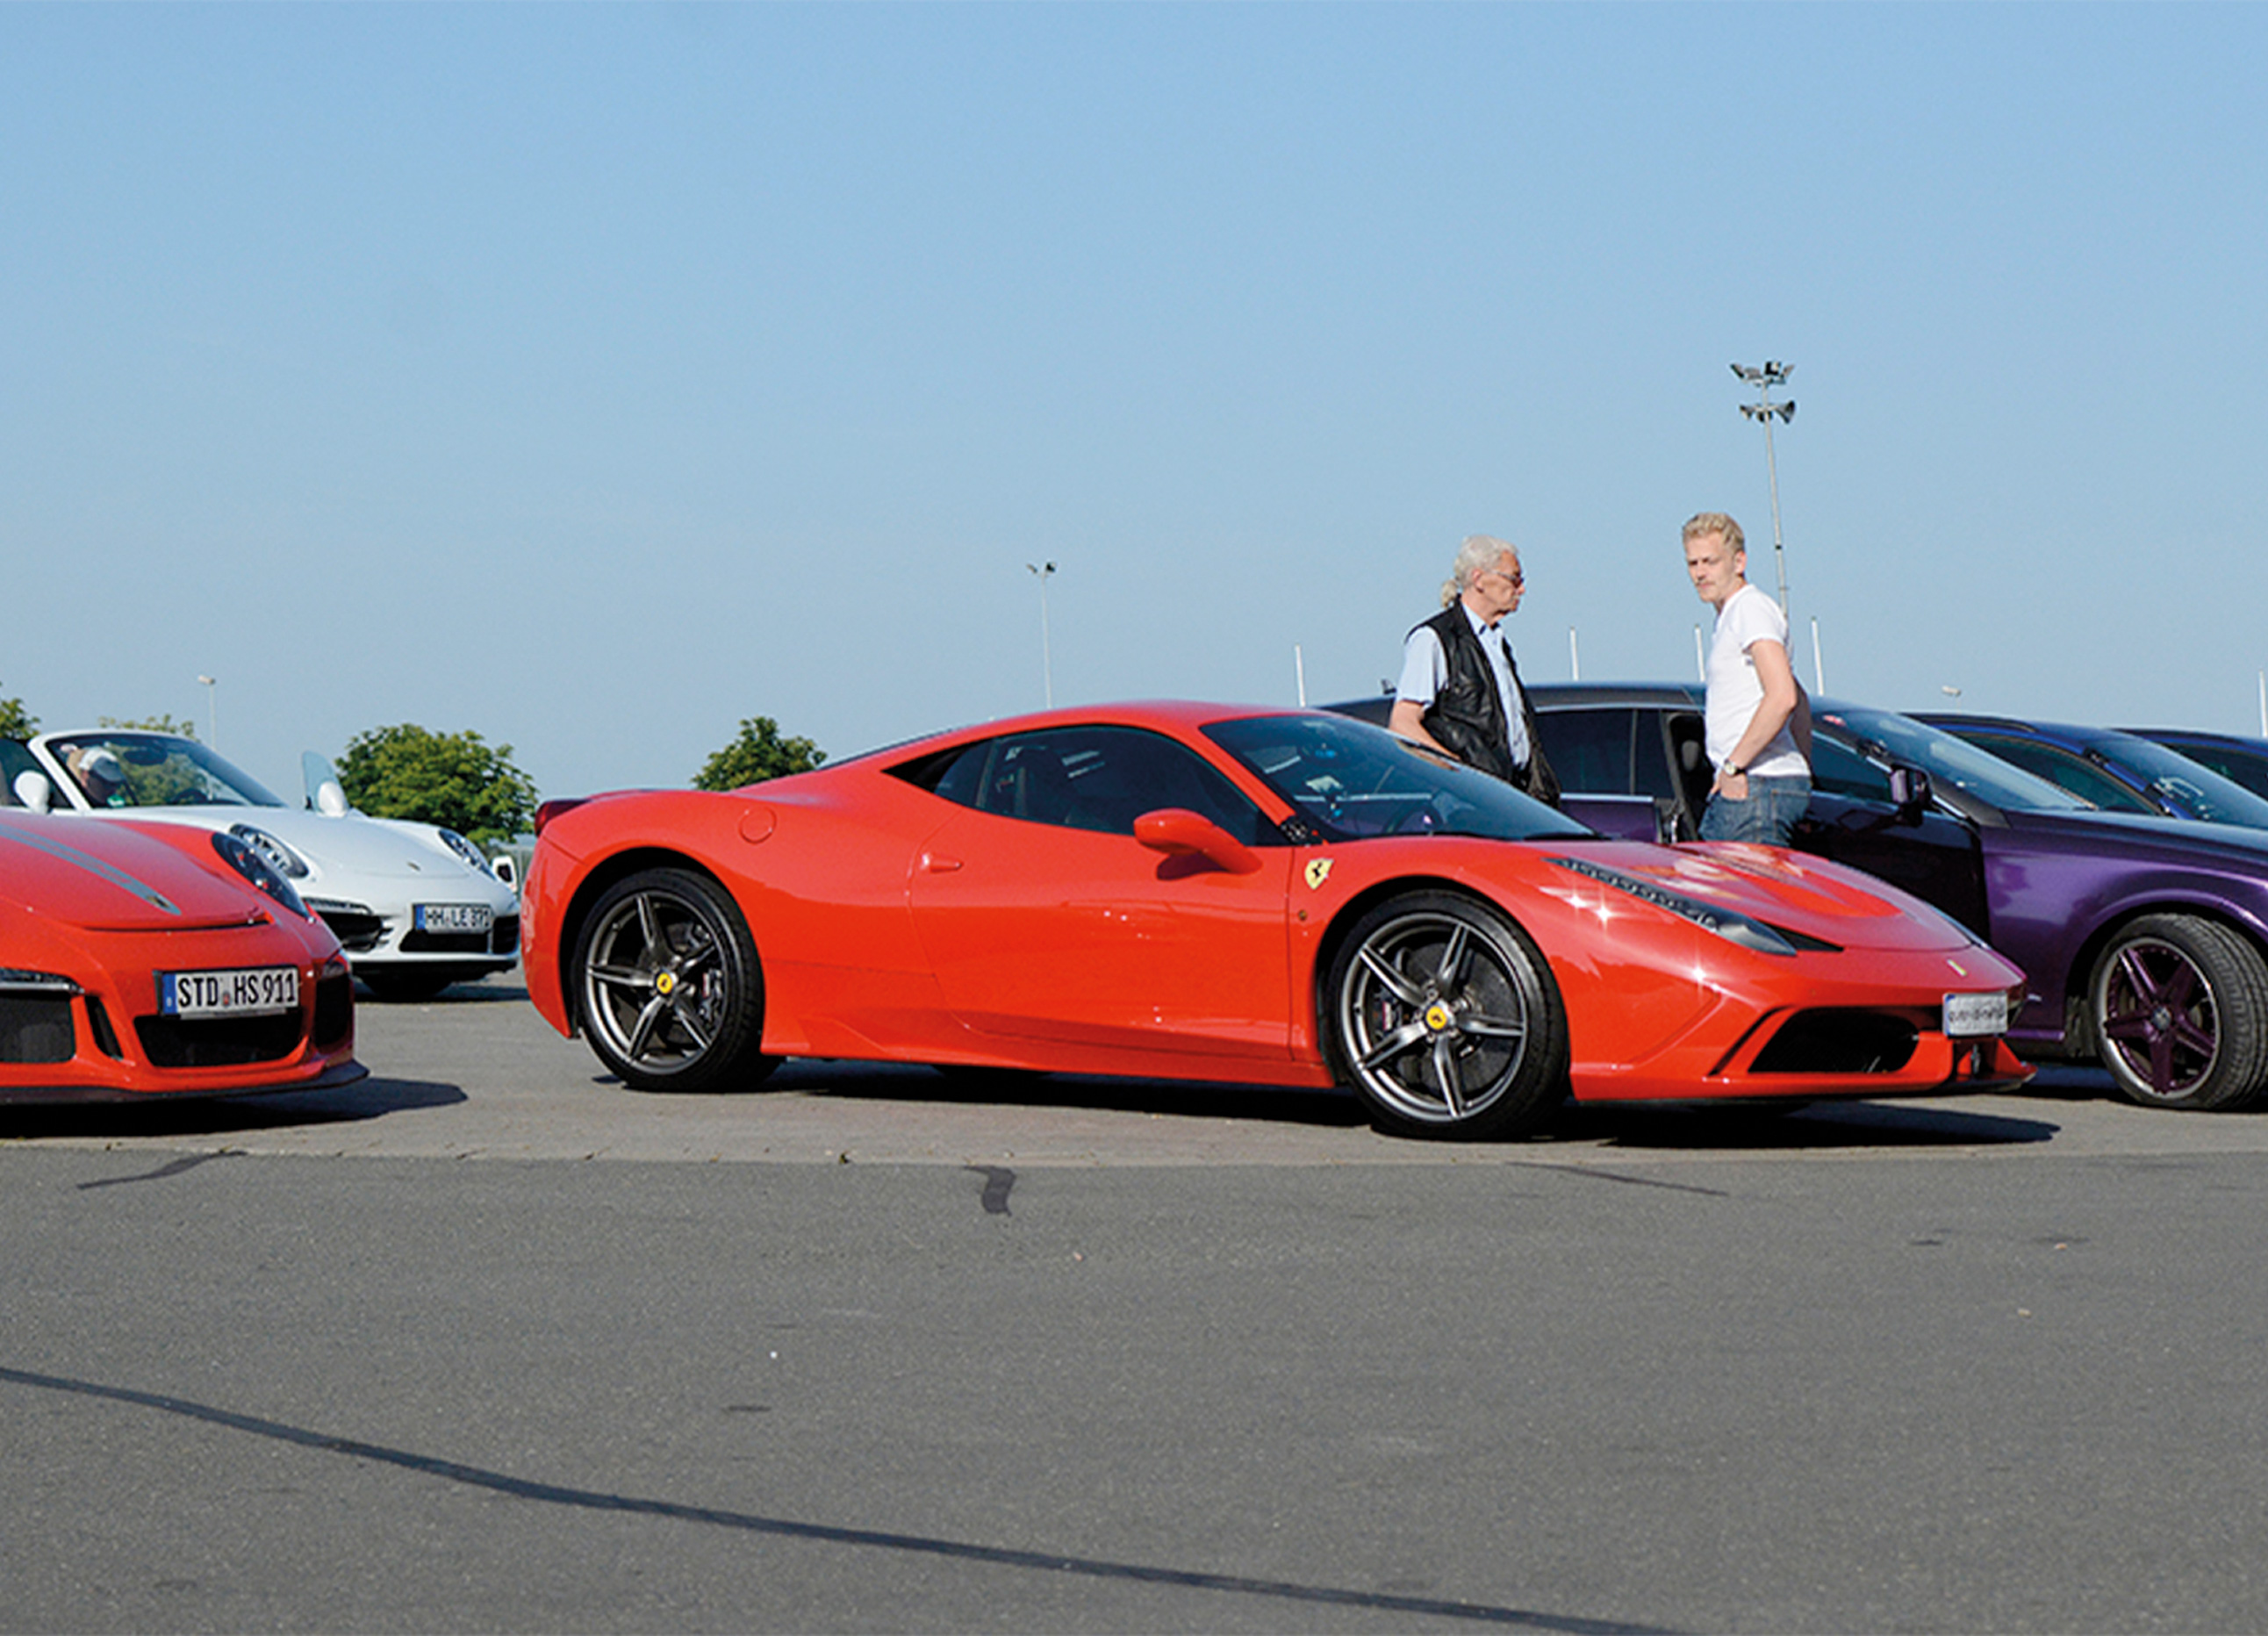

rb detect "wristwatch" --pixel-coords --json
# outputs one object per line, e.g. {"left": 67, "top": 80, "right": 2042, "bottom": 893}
{"left": 1722, "top": 762, "right": 1744, "bottom": 778}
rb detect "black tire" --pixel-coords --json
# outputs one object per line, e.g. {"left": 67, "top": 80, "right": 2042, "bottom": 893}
{"left": 1323, "top": 891, "right": 1568, "bottom": 1139}
{"left": 356, "top": 967, "right": 457, "bottom": 1003}
{"left": 572, "top": 867, "right": 776, "bottom": 1094}
{"left": 2088, "top": 914, "right": 2268, "bottom": 1111}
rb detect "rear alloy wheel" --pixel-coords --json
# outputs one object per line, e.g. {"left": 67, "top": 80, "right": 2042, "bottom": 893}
{"left": 573, "top": 867, "right": 775, "bottom": 1093}
{"left": 1324, "top": 892, "right": 1568, "bottom": 1139}
{"left": 2089, "top": 914, "right": 2268, "bottom": 1111}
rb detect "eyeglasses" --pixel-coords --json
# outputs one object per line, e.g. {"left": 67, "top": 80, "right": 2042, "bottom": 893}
{"left": 1486, "top": 569, "right": 1525, "bottom": 588}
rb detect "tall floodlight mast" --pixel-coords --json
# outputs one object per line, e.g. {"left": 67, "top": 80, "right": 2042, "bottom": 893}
{"left": 1026, "top": 562, "right": 1057, "bottom": 707}
{"left": 1732, "top": 361, "right": 1796, "bottom": 613}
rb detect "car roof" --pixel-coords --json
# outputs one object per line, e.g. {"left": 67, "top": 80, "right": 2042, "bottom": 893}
{"left": 1522, "top": 681, "right": 1706, "bottom": 708}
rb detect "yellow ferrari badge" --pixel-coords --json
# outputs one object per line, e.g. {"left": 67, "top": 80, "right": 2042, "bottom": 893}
{"left": 1304, "top": 858, "right": 1334, "bottom": 891}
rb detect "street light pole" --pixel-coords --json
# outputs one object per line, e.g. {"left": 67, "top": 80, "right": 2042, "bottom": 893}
{"left": 197, "top": 674, "right": 218, "bottom": 748}
{"left": 1026, "top": 563, "right": 1056, "bottom": 707}
{"left": 1732, "top": 361, "right": 1796, "bottom": 613}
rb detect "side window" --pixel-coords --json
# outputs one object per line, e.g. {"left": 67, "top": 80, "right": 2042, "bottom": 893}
{"left": 1654, "top": 712, "right": 1710, "bottom": 807}
{"left": 928, "top": 726, "right": 1271, "bottom": 842}
{"left": 1809, "top": 735, "right": 1894, "bottom": 802}
{"left": 2179, "top": 744, "right": 2268, "bottom": 801}
{"left": 1964, "top": 735, "right": 2156, "bottom": 814}
{"left": 1533, "top": 709, "right": 1635, "bottom": 795}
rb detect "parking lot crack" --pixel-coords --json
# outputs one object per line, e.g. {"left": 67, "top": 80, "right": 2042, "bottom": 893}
{"left": 0, "top": 1362, "right": 1663, "bottom": 1633}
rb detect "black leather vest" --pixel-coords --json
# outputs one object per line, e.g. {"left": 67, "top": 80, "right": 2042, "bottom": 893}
{"left": 1412, "top": 605, "right": 1561, "bottom": 805}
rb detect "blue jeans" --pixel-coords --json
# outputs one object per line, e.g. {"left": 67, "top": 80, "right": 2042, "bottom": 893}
{"left": 1700, "top": 774, "right": 1812, "bottom": 845}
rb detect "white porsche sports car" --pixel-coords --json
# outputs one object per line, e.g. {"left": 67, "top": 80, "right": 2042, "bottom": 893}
{"left": 6, "top": 729, "right": 519, "bottom": 1001}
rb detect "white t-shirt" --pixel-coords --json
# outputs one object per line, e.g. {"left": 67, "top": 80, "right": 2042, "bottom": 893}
{"left": 1705, "top": 583, "right": 1805, "bottom": 778}
{"left": 1396, "top": 607, "right": 1532, "bottom": 766}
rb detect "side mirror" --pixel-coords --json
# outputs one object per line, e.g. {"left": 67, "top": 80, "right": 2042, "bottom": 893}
{"left": 1888, "top": 765, "right": 1934, "bottom": 821}
{"left": 12, "top": 770, "right": 52, "bottom": 813}
{"left": 1133, "top": 807, "right": 1261, "bottom": 874}
{"left": 303, "top": 751, "right": 351, "bottom": 815}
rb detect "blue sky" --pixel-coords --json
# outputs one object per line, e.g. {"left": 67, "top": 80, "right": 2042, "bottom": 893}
{"left": 4, "top": 4, "right": 2263, "bottom": 800}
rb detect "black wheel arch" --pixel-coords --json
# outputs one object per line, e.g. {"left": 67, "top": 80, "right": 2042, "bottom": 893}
{"left": 1310, "top": 873, "right": 1529, "bottom": 1031}
{"left": 555, "top": 848, "right": 748, "bottom": 1036}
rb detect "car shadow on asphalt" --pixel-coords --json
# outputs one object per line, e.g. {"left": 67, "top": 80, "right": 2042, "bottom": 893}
{"left": 756, "top": 1059, "right": 2068, "bottom": 1149}
{"left": 761, "top": 1059, "right": 1378, "bottom": 1131}
{"left": 1568, "top": 1099, "right": 2061, "bottom": 1151}
{"left": 0, "top": 1077, "right": 467, "bottom": 1142}
{"left": 355, "top": 980, "right": 531, "bottom": 1006}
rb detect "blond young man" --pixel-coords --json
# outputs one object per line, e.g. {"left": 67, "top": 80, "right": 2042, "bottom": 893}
{"left": 1683, "top": 513, "right": 1810, "bottom": 843}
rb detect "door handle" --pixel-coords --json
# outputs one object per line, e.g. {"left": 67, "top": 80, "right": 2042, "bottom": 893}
{"left": 922, "top": 853, "right": 963, "bottom": 873}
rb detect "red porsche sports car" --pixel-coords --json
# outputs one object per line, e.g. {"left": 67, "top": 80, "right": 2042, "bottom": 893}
{"left": 523, "top": 704, "right": 2029, "bottom": 1139}
{"left": 1, "top": 811, "right": 364, "bottom": 1103}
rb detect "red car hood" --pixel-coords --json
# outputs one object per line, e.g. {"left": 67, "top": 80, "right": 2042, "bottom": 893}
{"left": 0, "top": 814, "right": 274, "bottom": 931}
{"left": 1535, "top": 840, "right": 1983, "bottom": 954}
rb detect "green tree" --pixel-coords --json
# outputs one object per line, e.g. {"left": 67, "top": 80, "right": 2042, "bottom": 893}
{"left": 694, "top": 716, "right": 826, "bottom": 791}
{"left": 336, "top": 724, "right": 539, "bottom": 847}
{"left": 0, "top": 685, "right": 35, "bottom": 739}
{"left": 97, "top": 713, "right": 197, "bottom": 738}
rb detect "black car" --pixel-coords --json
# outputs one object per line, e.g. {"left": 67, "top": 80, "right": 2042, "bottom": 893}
{"left": 1331, "top": 685, "right": 2268, "bottom": 1111}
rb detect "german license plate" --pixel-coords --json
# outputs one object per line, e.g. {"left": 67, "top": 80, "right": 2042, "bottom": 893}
{"left": 161, "top": 966, "right": 300, "bottom": 1018}
{"left": 1944, "top": 991, "right": 2010, "bottom": 1037}
{"left": 415, "top": 903, "right": 492, "bottom": 934}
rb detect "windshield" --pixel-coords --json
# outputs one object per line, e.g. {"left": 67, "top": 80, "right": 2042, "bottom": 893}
{"left": 41, "top": 732, "right": 286, "bottom": 810}
{"left": 2096, "top": 732, "right": 2268, "bottom": 829}
{"left": 1818, "top": 707, "right": 2092, "bottom": 813}
{"left": 1205, "top": 714, "right": 1594, "bottom": 843}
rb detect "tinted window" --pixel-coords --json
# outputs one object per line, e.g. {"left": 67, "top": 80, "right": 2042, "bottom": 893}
{"left": 1958, "top": 734, "right": 2157, "bottom": 814}
{"left": 2165, "top": 741, "right": 2268, "bottom": 802}
{"left": 2094, "top": 734, "right": 2268, "bottom": 828}
{"left": 1535, "top": 708, "right": 1634, "bottom": 795}
{"left": 1206, "top": 713, "right": 1591, "bottom": 843}
{"left": 1818, "top": 707, "right": 2092, "bottom": 812}
{"left": 916, "top": 726, "right": 1272, "bottom": 843}
{"left": 1809, "top": 732, "right": 1893, "bottom": 802}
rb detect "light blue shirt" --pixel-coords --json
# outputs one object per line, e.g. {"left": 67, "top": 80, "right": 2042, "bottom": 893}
{"left": 1396, "top": 605, "right": 1532, "bottom": 766}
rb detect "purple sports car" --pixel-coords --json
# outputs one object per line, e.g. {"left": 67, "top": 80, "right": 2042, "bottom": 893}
{"left": 1509, "top": 685, "right": 2268, "bottom": 1113}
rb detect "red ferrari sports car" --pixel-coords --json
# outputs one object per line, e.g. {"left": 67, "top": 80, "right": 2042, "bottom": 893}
{"left": 523, "top": 703, "right": 2029, "bottom": 1138}
{"left": 1, "top": 811, "right": 364, "bottom": 1103}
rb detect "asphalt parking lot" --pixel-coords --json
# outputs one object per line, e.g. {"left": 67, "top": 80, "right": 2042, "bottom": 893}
{"left": 10, "top": 980, "right": 2268, "bottom": 1633}
{"left": 12, "top": 973, "right": 2268, "bottom": 1168}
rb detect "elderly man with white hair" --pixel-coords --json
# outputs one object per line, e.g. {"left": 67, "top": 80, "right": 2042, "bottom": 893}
{"left": 1387, "top": 533, "right": 1560, "bottom": 806}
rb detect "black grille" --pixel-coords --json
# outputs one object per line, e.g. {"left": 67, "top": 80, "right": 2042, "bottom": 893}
{"left": 0, "top": 996, "right": 75, "bottom": 1065}
{"left": 135, "top": 1011, "right": 305, "bottom": 1068}
{"left": 86, "top": 995, "right": 124, "bottom": 1059}
{"left": 398, "top": 915, "right": 518, "bottom": 956}
{"left": 400, "top": 928, "right": 489, "bottom": 954}
{"left": 312, "top": 971, "right": 352, "bottom": 1048}
{"left": 1752, "top": 1009, "right": 1920, "bottom": 1074}
{"left": 310, "top": 904, "right": 388, "bottom": 953}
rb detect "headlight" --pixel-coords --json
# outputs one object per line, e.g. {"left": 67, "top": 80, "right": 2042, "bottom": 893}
{"left": 437, "top": 829, "right": 495, "bottom": 877}
{"left": 211, "top": 831, "right": 313, "bottom": 920}
{"left": 229, "top": 823, "right": 310, "bottom": 879}
{"left": 0, "top": 968, "right": 81, "bottom": 995}
{"left": 1549, "top": 856, "right": 1837, "bottom": 958}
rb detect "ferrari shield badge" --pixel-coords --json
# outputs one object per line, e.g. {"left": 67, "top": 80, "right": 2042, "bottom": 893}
{"left": 1304, "top": 857, "right": 1334, "bottom": 891}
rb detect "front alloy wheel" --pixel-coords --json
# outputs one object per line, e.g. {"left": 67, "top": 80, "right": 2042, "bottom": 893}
{"left": 2089, "top": 914, "right": 2268, "bottom": 1111}
{"left": 573, "top": 867, "right": 774, "bottom": 1093}
{"left": 1325, "top": 891, "right": 1568, "bottom": 1139}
